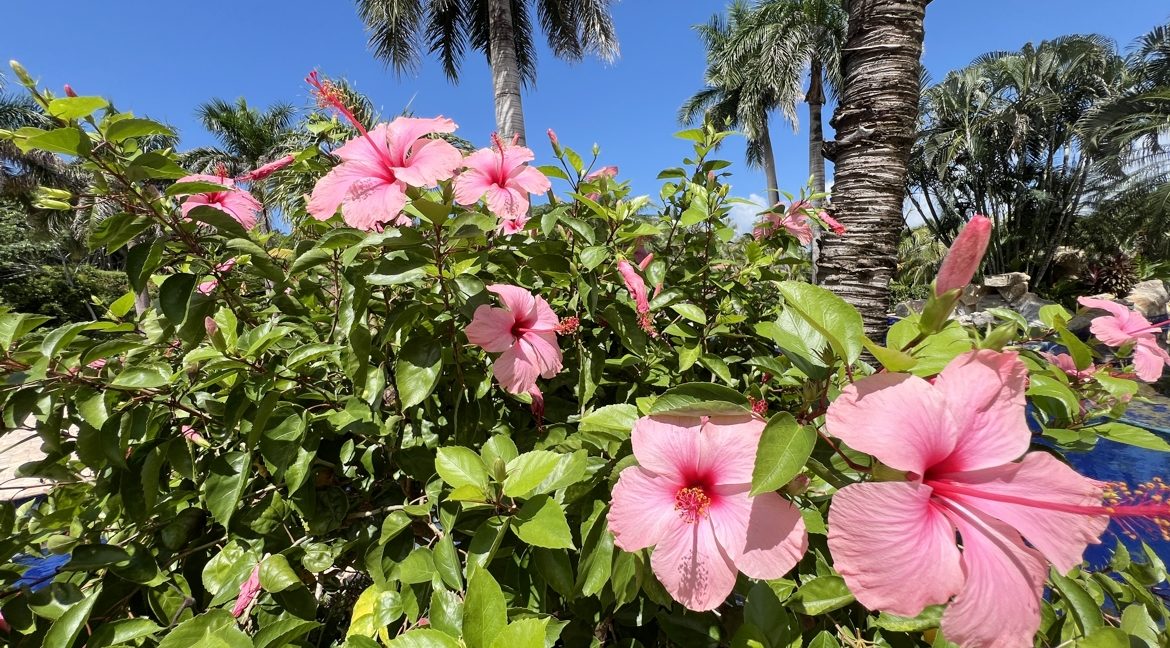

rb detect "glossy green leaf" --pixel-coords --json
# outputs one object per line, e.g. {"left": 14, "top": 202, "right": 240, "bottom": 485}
{"left": 751, "top": 413, "right": 816, "bottom": 496}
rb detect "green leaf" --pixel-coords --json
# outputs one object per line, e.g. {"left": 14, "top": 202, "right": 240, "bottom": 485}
{"left": 187, "top": 205, "right": 250, "bottom": 239}
{"left": 579, "top": 404, "right": 638, "bottom": 439}
{"left": 428, "top": 588, "right": 463, "bottom": 638}
{"left": 1051, "top": 570, "right": 1103, "bottom": 636}
{"left": 489, "top": 618, "right": 549, "bottom": 648}
{"left": 789, "top": 576, "right": 854, "bottom": 615}
{"left": 807, "top": 631, "right": 841, "bottom": 648}
{"left": 260, "top": 554, "right": 301, "bottom": 592}
{"left": 750, "top": 413, "right": 816, "bottom": 496}
{"left": 63, "top": 544, "right": 130, "bottom": 571}
{"left": 226, "top": 238, "right": 284, "bottom": 282}
{"left": 776, "top": 281, "right": 864, "bottom": 364}
{"left": 42, "top": 586, "right": 100, "bottom": 648}
{"left": 47, "top": 96, "right": 108, "bottom": 120}
{"left": 22, "top": 126, "right": 87, "bottom": 155}
{"left": 157, "top": 610, "right": 252, "bottom": 648}
{"left": 670, "top": 303, "right": 707, "bottom": 325}
{"left": 872, "top": 605, "right": 943, "bottom": 632}
{"left": 202, "top": 451, "right": 250, "bottom": 527}
{"left": 1094, "top": 422, "right": 1170, "bottom": 452}
{"left": 40, "top": 321, "right": 95, "bottom": 359}
{"left": 0, "top": 312, "right": 53, "bottom": 349}
{"left": 435, "top": 447, "right": 489, "bottom": 491}
{"left": 88, "top": 618, "right": 162, "bottom": 648}
{"left": 649, "top": 382, "right": 750, "bottom": 415}
{"left": 125, "top": 238, "right": 163, "bottom": 292}
{"left": 434, "top": 533, "right": 464, "bottom": 590}
{"left": 743, "top": 582, "right": 800, "bottom": 648}
{"left": 513, "top": 495, "right": 574, "bottom": 549}
{"left": 253, "top": 619, "right": 319, "bottom": 648}
{"left": 503, "top": 451, "right": 561, "bottom": 498}
{"left": 127, "top": 151, "right": 188, "bottom": 180}
{"left": 111, "top": 364, "right": 172, "bottom": 389}
{"left": 396, "top": 338, "right": 442, "bottom": 408}
{"left": 89, "top": 212, "right": 152, "bottom": 252}
{"left": 578, "top": 245, "right": 608, "bottom": 271}
{"left": 285, "top": 343, "right": 342, "bottom": 370}
{"left": 463, "top": 568, "right": 507, "bottom": 648}
{"left": 388, "top": 629, "right": 462, "bottom": 648}
{"left": 105, "top": 117, "right": 175, "bottom": 142}
{"left": 347, "top": 583, "right": 402, "bottom": 640}
{"left": 160, "top": 273, "right": 197, "bottom": 324}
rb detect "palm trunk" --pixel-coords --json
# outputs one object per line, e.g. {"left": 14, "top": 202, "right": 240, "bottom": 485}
{"left": 758, "top": 117, "right": 781, "bottom": 208}
{"left": 807, "top": 58, "right": 827, "bottom": 284}
{"left": 488, "top": 0, "right": 527, "bottom": 145}
{"left": 819, "top": 0, "right": 928, "bottom": 338}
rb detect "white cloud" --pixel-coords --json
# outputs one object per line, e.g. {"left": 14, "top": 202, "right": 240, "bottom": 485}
{"left": 727, "top": 193, "right": 767, "bottom": 235}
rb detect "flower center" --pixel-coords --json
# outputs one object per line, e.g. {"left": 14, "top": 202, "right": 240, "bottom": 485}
{"left": 674, "top": 487, "right": 712, "bottom": 524}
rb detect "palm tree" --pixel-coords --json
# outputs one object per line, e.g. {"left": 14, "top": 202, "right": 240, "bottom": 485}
{"left": 353, "top": 0, "right": 620, "bottom": 145}
{"left": 680, "top": 1, "right": 795, "bottom": 207}
{"left": 183, "top": 98, "right": 297, "bottom": 231}
{"left": 817, "top": 0, "right": 929, "bottom": 337}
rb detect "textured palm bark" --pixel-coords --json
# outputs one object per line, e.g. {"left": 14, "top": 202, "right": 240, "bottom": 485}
{"left": 807, "top": 58, "right": 827, "bottom": 283}
{"left": 758, "top": 118, "right": 781, "bottom": 208}
{"left": 819, "top": 0, "right": 928, "bottom": 337}
{"left": 488, "top": 0, "right": 527, "bottom": 145}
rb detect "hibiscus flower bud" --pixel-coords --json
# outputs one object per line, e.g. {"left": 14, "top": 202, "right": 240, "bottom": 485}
{"left": 63, "top": 84, "right": 77, "bottom": 97}
{"left": 785, "top": 474, "right": 811, "bottom": 496}
{"left": 204, "top": 316, "right": 219, "bottom": 336}
{"left": 547, "top": 128, "right": 561, "bottom": 156}
{"left": 935, "top": 215, "right": 992, "bottom": 296}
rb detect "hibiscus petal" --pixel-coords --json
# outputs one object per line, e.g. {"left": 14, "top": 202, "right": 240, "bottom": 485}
{"left": 394, "top": 138, "right": 463, "bottom": 187}
{"left": 608, "top": 466, "right": 683, "bottom": 552}
{"left": 940, "top": 503, "right": 1047, "bottom": 648}
{"left": 699, "top": 414, "right": 766, "bottom": 487}
{"left": 384, "top": 116, "right": 458, "bottom": 163}
{"left": 487, "top": 284, "right": 536, "bottom": 317}
{"left": 465, "top": 305, "right": 516, "bottom": 353}
{"left": 342, "top": 178, "right": 408, "bottom": 231}
{"left": 453, "top": 168, "right": 497, "bottom": 207}
{"left": 485, "top": 185, "right": 529, "bottom": 220}
{"left": 631, "top": 415, "right": 702, "bottom": 478}
{"left": 650, "top": 518, "right": 739, "bottom": 611}
{"left": 510, "top": 166, "right": 551, "bottom": 194}
{"left": 727, "top": 490, "right": 807, "bottom": 580}
{"left": 1133, "top": 338, "right": 1170, "bottom": 382}
{"left": 936, "top": 451, "right": 1108, "bottom": 573}
{"left": 492, "top": 344, "right": 540, "bottom": 394}
{"left": 308, "top": 163, "right": 363, "bottom": 221}
{"left": 825, "top": 373, "right": 957, "bottom": 474}
{"left": 220, "top": 191, "right": 261, "bottom": 229}
{"left": 827, "top": 482, "right": 964, "bottom": 617}
{"left": 932, "top": 350, "right": 1030, "bottom": 472}
{"left": 518, "top": 332, "right": 563, "bottom": 379}
{"left": 531, "top": 295, "right": 559, "bottom": 331}
{"left": 335, "top": 123, "right": 393, "bottom": 166}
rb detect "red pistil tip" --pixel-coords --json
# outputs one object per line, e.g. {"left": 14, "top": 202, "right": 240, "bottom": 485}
{"left": 675, "top": 487, "right": 712, "bottom": 524}
{"left": 306, "top": 70, "right": 369, "bottom": 137}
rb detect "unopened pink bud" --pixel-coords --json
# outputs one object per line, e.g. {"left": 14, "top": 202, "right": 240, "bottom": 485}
{"left": 181, "top": 425, "right": 211, "bottom": 448}
{"left": 547, "top": 129, "right": 558, "bottom": 147}
{"left": 63, "top": 84, "right": 77, "bottom": 97}
{"left": 238, "top": 155, "right": 295, "bottom": 182}
{"left": 204, "top": 317, "right": 219, "bottom": 336}
{"left": 785, "top": 474, "right": 811, "bottom": 496}
{"left": 232, "top": 565, "right": 262, "bottom": 617}
{"left": 935, "top": 215, "right": 992, "bottom": 295}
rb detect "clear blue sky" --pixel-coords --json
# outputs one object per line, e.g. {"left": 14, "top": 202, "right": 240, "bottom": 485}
{"left": 3, "top": 0, "right": 1167, "bottom": 228}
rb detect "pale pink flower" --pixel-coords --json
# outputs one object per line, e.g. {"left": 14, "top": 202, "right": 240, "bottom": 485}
{"left": 617, "top": 259, "right": 656, "bottom": 336}
{"left": 586, "top": 165, "right": 618, "bottom": 181}
{"left": 825, "top": 350, "right": 1110, "bottom": 648}
{"left": 818, "top": 211, "right": 846, "bottom": 235}
{"left": 496, "top": 215, "right": 529, "bottom": 236}
{"left": 1039, "top": 351, "right": 1096, "bottom": 380}
{"left": 935, "top": 215, "right": 992, "bottom": 295}
{"left": 237, "top": 155, "right": 295, "bottom": 182}
{"left": 87, "top": 358, "right": 107, "bottom": 371}
{"left": 307, "top": 117, "right": 462, "bottom": 231}
{"left": 753, "top": 203, "right": 813, "bottom": 245}
{"left": 232, "top": 565, "right": 262, "bottom": 617}
{"left": 454, "top": 135, "right": 551, "bottom": 220}
{"left": 196, "top": 258, "right": 237, "bottom": 296}
{"left": 1078, "top": 297, "right": 1170, "bottom": 382}
{"left": 608, "top": 413, "right": 808, "bottom": 611}
{"left": 181, "top": 424, "right": 211, "bottom": 448}
{"left": 176, "top": 174, "right": 262, "bottom": 230}
{"left": 465, "top": 285, "right": 562, "bottom": 394}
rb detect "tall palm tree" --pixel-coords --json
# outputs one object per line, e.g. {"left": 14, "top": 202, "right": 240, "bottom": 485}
{"left": 183, "top": 98, "right": 297, "bottom": 231}
{"left": 680, "top": 1, "right": 796, "bottom": 207}
{"left": 354, "top": 0, "right": 620, "bottom": 145}
{"left": 817, "top": 0, "right": 929, "bottom": 337}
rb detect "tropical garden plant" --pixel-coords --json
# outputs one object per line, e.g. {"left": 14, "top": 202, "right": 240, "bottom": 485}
{"left": 0, "top": 61, "right": 1168, "bottom": 648}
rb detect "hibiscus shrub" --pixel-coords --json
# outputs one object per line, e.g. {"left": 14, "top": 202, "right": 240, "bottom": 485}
{"left": 0, "top": 64, "right": 1168, "bottom": 648}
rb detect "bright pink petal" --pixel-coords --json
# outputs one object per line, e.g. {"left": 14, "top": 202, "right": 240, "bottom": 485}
{"left": 219, "top": 190, "right": 261, "bottom": 229}
{"left": 617, "top": 259, "right": 650, "bottom": 313}
{"left": 383, "top": 116, "right": 457, "bottom": 163}
{"left": 465, "top": 305, "right": 516, "bottom": 353}
{"left": 232, "top": 565, "right": 262, "bottom": 617}
{"left": 1077, "top": 296, "right": 1137, "bottom": 324}
{"left": 650, "top": 518, "right": 738, "bottom": 611}
{"left": 334, "top": 124, "right": 392, "bottom": 166}
{"left": 308, "top": 163, "right": 364, "bottom": 221}
{"left": 484, "top": 185, "right": 529, "bottom": 220}
{"left": 510, "top": 165, "right": 551, "bottom": 194}
{"left": 531, "top": 295, "right": 559, "bottom": 330}
{"left": 631, "top": 415, "right": 702, "bottom": 478}
{"left": 341, "top": 178, "right": 408, "bottom": 231}
{"left": 393, "top": 138, "right": 463, "bottom": 187}
{"left": 487, "top": 284, "right": 536, "bottom": 318}
{"left": 713, "top": 489, "right": 807, "bottom": 580}
{"left": 453, "top": 168, "right": 497, "bottom": 207}
{"left": 492, "top": 344, "right": 539, "bottom": 394}
{"left": 699, "top": 415, "right": 765, "bottom": 487}
{"left": 608, "top": 466, "right": 682, "bottom": 551}
{"left": 1133, "top": 338, "right": 1170, "bottom": 382}
{"left": 586, "top": 165, "right": 618, "bottom": 180}
{"left": 1090, "top": 315, "right": 1137, "bottom": 347}
{"left": 517, "top": 331, "right": 562, "bottom": 379}
{"left": 933, "top": 452, "right": 1108, "bottom": 573}
{"left": 940, "top": 505, "right": 1047, "bottom": 648}
{"left": 827, "top": 482, "right": 964, "bottom": 617}
{"left": 932, "top": 350, "right": 1030, "bottom": 473}
{"left": 825, "top": 373, "right": 957, "bottom": 474}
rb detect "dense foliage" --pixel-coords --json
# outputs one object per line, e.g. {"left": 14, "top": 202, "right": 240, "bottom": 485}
{"left": 0, "top": 64, "right": 1168, "bottom": 648}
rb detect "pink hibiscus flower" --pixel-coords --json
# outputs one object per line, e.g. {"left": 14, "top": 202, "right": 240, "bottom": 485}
{"left": 496, "top": 215, "right": 530, "bottom": 236}
{"left": 196, "top": 258, "right": 237, "bottom": 296}
{"left": 176, "top": 174, "right": 262, "bottom": 230}
{"left": 465, "top": 284, "right": 563, "bottom": 394}
{"left": 585, "top": 165, "right": 619, "bottom": 181}
{"left": 232, "top": 565, "right": 262, "bottom": 617}
{"left": 454, "top": 134, "right": 551, "bottom": 220}
{"left": 1078, "top": 297, "right": 1170, "bottom": 382}
{"left": 608, "top": 412, "right": 809, "bottom": 611}
{"left": 617, "top": 259, "right": 656, "bottom": 336}
{"left": 1039, "top": 351, "right": 1097, "bottom": 380}
{"left": 825, "top": 350, "right": 1111, "bottom": 648}
{"left": 753, "top": 203, "right": 813, "bottom": 245}
{"left": 936, "top": 215, "right": 992, "bottom": 295}
{"left": 817, "top": 210, "right": 846, "bottom": 235}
